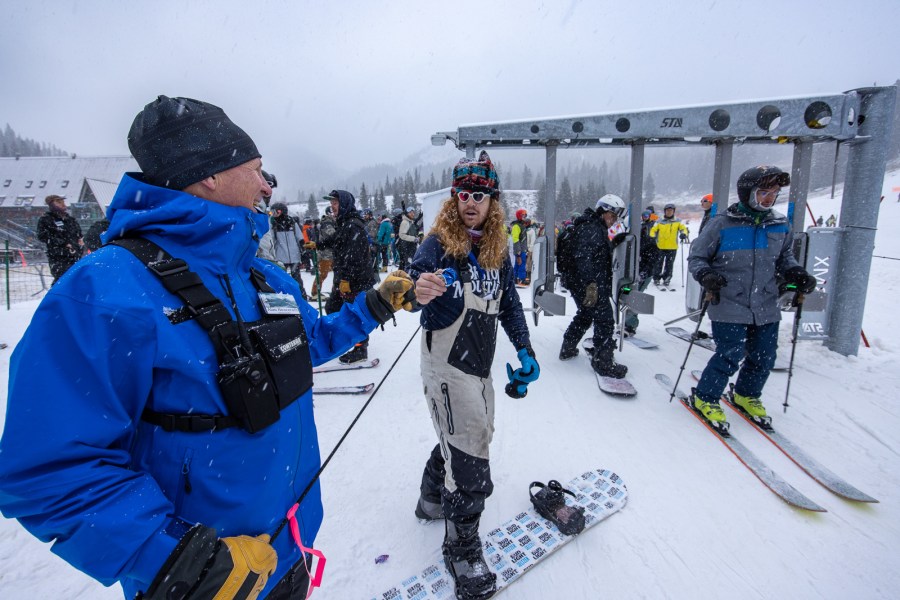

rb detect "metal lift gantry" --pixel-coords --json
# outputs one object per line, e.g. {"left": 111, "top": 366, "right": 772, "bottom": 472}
{"left": 432, "top": 86, "right": 896, "bottom": 356}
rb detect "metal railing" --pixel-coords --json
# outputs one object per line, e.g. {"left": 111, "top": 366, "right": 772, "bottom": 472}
{"left": 2, "top": 241, "right": 51, "bottom": 309}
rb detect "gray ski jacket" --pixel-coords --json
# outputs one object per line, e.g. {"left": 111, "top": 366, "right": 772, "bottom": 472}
{"left": 688, "top": 203, "right": 799, "bottom": 326}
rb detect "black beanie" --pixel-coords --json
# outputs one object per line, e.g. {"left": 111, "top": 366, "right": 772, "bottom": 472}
{"left": 128, "top": 95, "right": 261, "bottom": 190}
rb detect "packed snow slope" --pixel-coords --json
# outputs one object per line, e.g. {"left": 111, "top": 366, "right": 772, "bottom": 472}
{"left": 1, "top": 171, "right": 899, "bottom": 599}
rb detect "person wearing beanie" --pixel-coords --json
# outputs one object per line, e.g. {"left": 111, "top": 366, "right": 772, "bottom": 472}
{"left": 376, "top": 212, "right": 394, "bottom": 273}
{"left": 255, "top": 169, "right": 278, "bottom": 262}
{"left": 323, "top": 189, "right": 377, "bottom": 364}
{"left": 408, "top": 150, "right": 537, "bottom": 600}
{"left": 397, "top": 205, "right": 420, "bottom": 272}
{"left": 688, "top": 165, "right": 816, "bottom": 430}
{"left": 509, "top": 208, "right": 529, "bottom": 285}
{"left": 0, "top": 95, "right": 416, "bottom": 600}
{"left": 36, "top": 194, "right": 84, "bottom": 284}
{"left": 699, "top": 193, "right": 716, "bottom": 234}
{"left": 309, "top": 205, "right": 337, "bottom": 299}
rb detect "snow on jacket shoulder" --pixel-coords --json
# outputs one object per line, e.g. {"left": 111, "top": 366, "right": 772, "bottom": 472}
{"left": 408, "top": 234, "right": 532, "bottom": 351}
{"left": 0, "top": 174, "right": 380, "bottom": 599}
{"left": 688, "top": 203, "right": 799, "bottom": 325}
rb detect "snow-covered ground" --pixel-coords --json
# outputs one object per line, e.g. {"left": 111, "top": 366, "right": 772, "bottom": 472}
{"left": 1, "top": 171, "right": 899, "bottom": 599}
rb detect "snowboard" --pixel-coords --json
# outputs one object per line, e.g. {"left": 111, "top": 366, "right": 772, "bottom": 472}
{"left": 623, "top": 335, "right": 658, "bottom": 350}
{"left": 369, "top": 468, "right": 628, "bottom": 600}
{"left": 666, "top": 328, "right": 790, "bottom": 371}
{"left": 312, "top": 358, "right": 380, "bottom": 374}
{"left": 581, "top": 340, "right": 637, "bottom": 397}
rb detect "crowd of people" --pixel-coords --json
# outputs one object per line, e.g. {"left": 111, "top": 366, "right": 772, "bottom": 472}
{"left": 0, "top": 94, "right": 818, "bottom": 600}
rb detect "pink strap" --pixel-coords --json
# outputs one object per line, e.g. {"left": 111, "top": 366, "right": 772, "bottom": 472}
{"left": 286, "top": 503, "right": 326, "bottom": 599}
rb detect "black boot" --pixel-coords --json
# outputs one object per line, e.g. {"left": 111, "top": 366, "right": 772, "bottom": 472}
{"left": 414, "top": 495, "right": 445, "bottom": 523}
{"left": 558, "top": 344, "right": 579, "bottom": 361}
{"left": 339, "top": 343, "right": 368, "bottom": 364}
{"left": 443, "top": 517, "right": 496, "bottom": 600}
{"left": 592, "top": 352, "right": 628, "bottom": 379}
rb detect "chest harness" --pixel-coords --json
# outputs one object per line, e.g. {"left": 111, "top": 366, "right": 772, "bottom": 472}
{"left": 111, "top": 237, "right": 313, "bottom": 434}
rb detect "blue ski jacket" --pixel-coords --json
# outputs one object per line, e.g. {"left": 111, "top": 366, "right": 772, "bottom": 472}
{"left": 0, "top": 174, "right": 381, "bottom": 598}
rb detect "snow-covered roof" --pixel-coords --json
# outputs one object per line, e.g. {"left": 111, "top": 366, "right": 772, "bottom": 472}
{"left": 0, "top": 155, "right": 137, "bottom": 209}
{"left": 84, "top": 177, "right": 121, "bottom": 213}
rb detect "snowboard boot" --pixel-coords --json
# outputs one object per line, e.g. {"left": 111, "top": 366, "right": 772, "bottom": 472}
{"left": 443, "top": 517, "right": 496, "bottom": 600}
{"left": 692, "top": 394, "right": 727, "bottom": 424}
{"left": 414, "top": 495, "right": 445, "bottom": 523}
{"left": 663, "top": 279, "right": 671, "bottom": 288}
{"left": 732, "top": 391, "right": 768, "bottom": 418}
{"left": 591, "top": 351, "right": 628, "bottom": 379}
{"left": 558, "top": 343, "right": 580, "bottom": 361}
{"left": 339, "top": 343, "right": 368, "bottom": 364}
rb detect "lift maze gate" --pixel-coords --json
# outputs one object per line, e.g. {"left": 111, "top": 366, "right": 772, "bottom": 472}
{"left": 433, "top": 86, "right": 896, "bottom": 356}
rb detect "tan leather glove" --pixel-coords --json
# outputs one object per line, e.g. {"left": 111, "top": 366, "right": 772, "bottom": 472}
{"left": 143, "top": 525, "right": 277, "bottom": 600}
{"left": 303, "top": 242, "right": 316, "bottom": 250}
{"left": 583, "top": 282, "right": 598, "bottom": 307}
{"left": 378, "top": 270, "right": 415, "bottom": 311}
{"left": 339, "top": 279, "right": 351, "bottom": 295}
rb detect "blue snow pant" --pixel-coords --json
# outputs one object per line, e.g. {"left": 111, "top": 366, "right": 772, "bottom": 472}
{"left": 695, "top": 321, "right": 779, "bottom": 404}
{"left": 514, "top": 251, "right": 527, "bottom": 281}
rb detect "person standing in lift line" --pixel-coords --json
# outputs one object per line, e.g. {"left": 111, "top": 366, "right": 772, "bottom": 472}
{"left": 408, "top": 151, "right": 539, "bottom": 600}
{"left": 0, "top": 95, "right": 415, "bottom": 600}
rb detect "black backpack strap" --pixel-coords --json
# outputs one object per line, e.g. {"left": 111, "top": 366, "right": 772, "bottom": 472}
{"left": 109, "top": 237, "right": 247, "bottom": 432}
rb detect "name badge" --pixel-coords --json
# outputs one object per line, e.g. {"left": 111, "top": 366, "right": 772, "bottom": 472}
{"left": 258, "top": 292, "right": 301, "bottom": 315}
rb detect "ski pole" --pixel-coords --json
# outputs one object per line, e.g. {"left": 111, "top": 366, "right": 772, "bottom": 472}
{"left": 680, "top": 238, "right": 686, "bottom": 288}
{"left": 782, "top": 286, "right": 804, "bottom": 413}
{"left": 669, "top": 291, "right": 713, "bottom": 403}
{"left": 664, "top": 308, "right": 704, "bottom": 327}
{"left": 271, "top": 298, "right": 422, "bottom": 543}
{"left": 311, "top": 247, "right": 323, "bottom": 315}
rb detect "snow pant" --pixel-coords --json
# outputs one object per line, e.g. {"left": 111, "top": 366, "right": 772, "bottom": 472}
{"left": 310, "top": 258, "right": 332, "bottom": 296}
{"left": 266, "top": 556, "right": 311, "bottom": 599}
{"left": 514, "top": 251, "right": 527, "bottom": 281}
{"left": 48, "top": 255, "right": 79, "bottom": 285}
{"left": 639, "top": 248, "right": 659, "bottom": 285}
{"left": 398, "top": 241, "right": 417, "bottom": 272}
{"left": 377, "top": 244, "right": 389, "bottom": 270}
{"left": 285, "top": 263, "right": 308, "bottom": 298}
{"left": 654, "top": 249, "right": 677, "bottom": 282}
{"left": 561, "top": 292, "right": 616, "bottom": 363}
{"left": 695, "top": 321, "right": 779, "bottom": 403}
{"left": 419, "top": 281, "right": 501, "bottom": 522}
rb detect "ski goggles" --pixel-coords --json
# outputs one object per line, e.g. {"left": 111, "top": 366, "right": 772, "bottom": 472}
{"left": 456, "top": 190, "right": 491, "bottom": 204}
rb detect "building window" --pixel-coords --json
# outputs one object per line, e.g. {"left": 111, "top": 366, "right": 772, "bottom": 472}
{"left": 23, "top": 197, "right": 34, "bottom": 206}
{"left": 61, "top": 180, "right": 69, "bottom": 188}
{"left": 39, "top": 180, "right": 47, "bottom": 188}
{"left": 3, "top": 179, "right": 10, "bottom": 187}
{"left": 25, "top": 180, "right": 33, "bottom": 188}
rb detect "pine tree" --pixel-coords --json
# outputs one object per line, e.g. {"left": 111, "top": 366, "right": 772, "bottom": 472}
{"left": 644, "top": 173, "right": 656, "bottom": 203}
{"left": 557, "top": 177, "right": 574, "bottom": 223}
{"left": 358, "top": 183, "right": 370, "bottom": 210}
{"left": 374, "top": 187, "right": 387, "bottom": 214}
{"left": 521, "top": 164, "right": 533, "bottom": 190}
{"left": 306, "top": 193, "right": 318, "bottom": 219}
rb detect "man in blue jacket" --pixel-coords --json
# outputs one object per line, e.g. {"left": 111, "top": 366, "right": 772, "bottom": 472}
{"left": 0, "top": 96, "right": 413, "bottom": 600}
{"left": 688, "top": 166, "right": 816, "bottom": 427}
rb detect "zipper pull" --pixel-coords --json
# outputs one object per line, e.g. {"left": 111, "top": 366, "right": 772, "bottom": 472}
{"left": 182, "top": 459, "right": 192, "bottom": 494}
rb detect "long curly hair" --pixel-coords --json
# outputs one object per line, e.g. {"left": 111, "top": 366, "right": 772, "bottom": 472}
{"left": 427, "top": 194, "right": 508, "bottom": 270}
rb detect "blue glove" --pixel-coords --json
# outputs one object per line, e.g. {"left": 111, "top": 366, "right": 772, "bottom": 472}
{"left": 505, "top": 347, "right": 540, "bottom": 398}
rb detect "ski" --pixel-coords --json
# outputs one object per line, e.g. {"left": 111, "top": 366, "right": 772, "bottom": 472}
{"left": 715, "top": 382, "right": 877, "bottom": 503}
{"left": 312, "top": 358, "right": 380, "bottom": 373}
{"left": 313, "top": 383, "right": 375, "bottom": 395}
{"left": 654, "top": 373, "right": 826, "bottom": 512}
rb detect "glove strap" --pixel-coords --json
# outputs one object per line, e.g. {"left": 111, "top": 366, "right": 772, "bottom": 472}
{"left": 286, "top": 503, "right": 326, "bottom": 598}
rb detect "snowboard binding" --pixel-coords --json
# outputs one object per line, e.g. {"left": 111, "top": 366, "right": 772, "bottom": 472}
{"left": 529, "top": 480, "right": 585, "bottom": 536}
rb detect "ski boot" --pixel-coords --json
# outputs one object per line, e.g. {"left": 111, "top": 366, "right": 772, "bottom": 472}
{"left": 339, "top": 343, "right": 368, "bottom": 364}
{"left": 414, "top": 494, "right": 445, "bottom": 523}
{"left": 727, "top": 384, "right": 773, "bottom": 429}
{"left": 691, "top": 391, "right": 730, "bottom": 435}
{"left": 443, "top": 517, "right": 496, "bottom": 600}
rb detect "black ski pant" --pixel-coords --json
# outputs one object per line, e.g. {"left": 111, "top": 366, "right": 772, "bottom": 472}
{"left": 420, "top": 443, "right": 493, "bottom": 523}
{"left": 654, "top": 249, "right": 677, "bottom": 282}
{"left": 266, "top": 556, "right": 311, "bottom": 599}
{"left": 561, "top": 294, "right": 616, "bottom": 364}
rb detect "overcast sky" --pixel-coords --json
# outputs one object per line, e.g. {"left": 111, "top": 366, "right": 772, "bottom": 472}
{"left": 2, "top": 0, "right": 898, "bottom": 187}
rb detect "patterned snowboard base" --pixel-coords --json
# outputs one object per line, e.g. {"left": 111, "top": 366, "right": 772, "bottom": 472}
{"left": 369, "top": 468, "right": 628, "bottom": 600}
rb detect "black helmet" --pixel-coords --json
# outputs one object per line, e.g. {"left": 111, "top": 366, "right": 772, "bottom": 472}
{"left": 261, "top": 170, "right": 277, "bottom": 189}
{"left": 737, "top": 166, "right": 790, "bottom": 205}
{"left": 664, "top": 203, "right": 676, "bottom": 211}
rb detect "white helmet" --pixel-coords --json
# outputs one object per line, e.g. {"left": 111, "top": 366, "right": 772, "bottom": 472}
{"left": 595, "top": 194, "right": 626, "bottom": 219}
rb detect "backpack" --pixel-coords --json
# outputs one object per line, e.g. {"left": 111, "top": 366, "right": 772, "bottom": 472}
{"left": 556, "top": 225, "right": 578, "bottom": 281}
